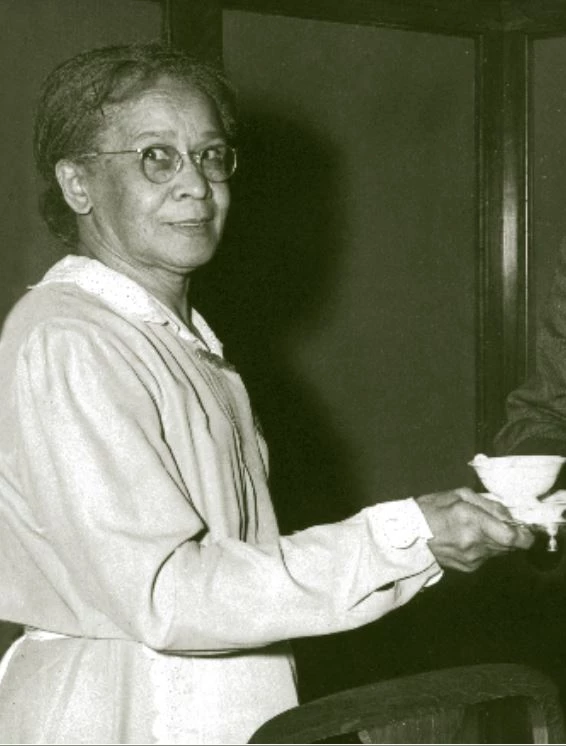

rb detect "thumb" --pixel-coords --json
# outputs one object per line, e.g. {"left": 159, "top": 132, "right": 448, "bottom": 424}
{"left": 461, "top": 490, "right": 514, "bottom": 522}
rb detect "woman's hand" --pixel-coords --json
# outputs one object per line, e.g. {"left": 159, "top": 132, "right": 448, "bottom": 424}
{"left": 416, "top": 487, "right": 534, "bottom": 572}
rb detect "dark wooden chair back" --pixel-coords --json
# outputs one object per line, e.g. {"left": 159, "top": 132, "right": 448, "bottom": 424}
{"left": 248, "top": 663, "right": 565, "bottom": 744}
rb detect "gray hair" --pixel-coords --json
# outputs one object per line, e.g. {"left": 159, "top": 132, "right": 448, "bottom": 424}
{"left": 34, "top": 43, "right": 238, "bottom": 246}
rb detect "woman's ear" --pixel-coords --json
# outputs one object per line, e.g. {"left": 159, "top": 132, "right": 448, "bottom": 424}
{"left": 55, "top": 159, "right": 92, "bottom": 215}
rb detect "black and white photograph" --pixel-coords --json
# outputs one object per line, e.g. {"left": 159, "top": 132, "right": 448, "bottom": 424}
{"left": 1, "top": 1, "right": 566, "bottom": 743}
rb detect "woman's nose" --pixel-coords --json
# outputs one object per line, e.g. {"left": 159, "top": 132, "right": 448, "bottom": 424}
{"left": 171, "top": 154, "right": 210, "bottom": 200}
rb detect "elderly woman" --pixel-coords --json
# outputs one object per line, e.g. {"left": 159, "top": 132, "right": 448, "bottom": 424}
{"left": 0, "top": 43, "right": 532, "bottom": 744}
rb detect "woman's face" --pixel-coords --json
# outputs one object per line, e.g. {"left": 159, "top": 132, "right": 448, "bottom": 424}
{"left": 76, "top": 76, "right": 231, "bottom": 277}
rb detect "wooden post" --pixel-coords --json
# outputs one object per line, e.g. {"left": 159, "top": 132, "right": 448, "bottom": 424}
{"left": 476, "top": 30, "right": 531, "bottom": 450}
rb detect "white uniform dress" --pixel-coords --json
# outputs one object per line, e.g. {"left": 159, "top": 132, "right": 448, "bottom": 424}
{"left": 0, "top": 255, "right": 442, "bottom": 744}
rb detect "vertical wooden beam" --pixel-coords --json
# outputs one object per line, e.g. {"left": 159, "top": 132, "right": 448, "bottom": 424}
{"left": 163, "top": 0, "right": 223, "bottom": 63}
{"left": 476, "top": 30, "right": 531, "bottom": 451}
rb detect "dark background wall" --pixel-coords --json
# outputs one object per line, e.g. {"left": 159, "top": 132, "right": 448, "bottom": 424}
{"left": 199, "top": 10, "right": 566, "bottom": 703}
{"left": 202, "top": 11, "right": 477, "bottom": 527}
{"left": 3, "top": 0, "right": 566, "bottom": 714}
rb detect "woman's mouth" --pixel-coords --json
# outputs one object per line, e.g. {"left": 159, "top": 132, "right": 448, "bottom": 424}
{"left": 169, "top": 219, "right": 212, "bottom": 234}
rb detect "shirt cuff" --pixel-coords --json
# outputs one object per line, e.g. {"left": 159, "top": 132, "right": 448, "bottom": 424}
{"left": 375, "top": 497, "right": 434, "bottom": 548}
{"left": 371, "top": 498, "right": 443, "bottom": 587}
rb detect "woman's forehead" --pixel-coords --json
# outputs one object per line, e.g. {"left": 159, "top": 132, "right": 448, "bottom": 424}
{"left": 99, "top": 78, "right": 223, "bottom": 142}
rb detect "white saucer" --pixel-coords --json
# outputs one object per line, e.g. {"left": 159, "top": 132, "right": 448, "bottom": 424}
{"left": 482, "top": 492, "right": 566, "bottom": 527}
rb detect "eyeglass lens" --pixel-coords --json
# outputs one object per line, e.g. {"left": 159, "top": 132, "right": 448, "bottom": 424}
{"left": 141, "top": 145, "right": 236, "bottom": 184}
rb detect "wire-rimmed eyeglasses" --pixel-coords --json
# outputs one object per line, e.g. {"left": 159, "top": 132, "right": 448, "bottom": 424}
{"left": 77, "top": 143, "right": 237, "bottom": 184}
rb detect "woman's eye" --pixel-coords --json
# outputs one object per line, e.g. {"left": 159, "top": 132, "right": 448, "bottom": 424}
{"left": 202, "top": 145, "right": 226, "bottom": 161}
{"left": 144, "top": 146, "right": 172, "bottom": 162}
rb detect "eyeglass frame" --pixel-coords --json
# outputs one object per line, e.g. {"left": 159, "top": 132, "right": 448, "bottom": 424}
{"left": 75, "top": 143, "right": 238, "bottom": 184}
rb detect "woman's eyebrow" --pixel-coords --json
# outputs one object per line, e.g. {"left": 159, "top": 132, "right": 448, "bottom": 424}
{"left": 132, "top": 129, "right": 227, "bottom": 143}
{"left": 131, "top": 130, "right": 176, "bottom": 142}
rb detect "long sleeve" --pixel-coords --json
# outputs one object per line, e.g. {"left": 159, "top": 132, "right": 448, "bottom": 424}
{"left": 5, "top": 312, "right": 440, "bottom": 653}
{"left": 495, "top": 247, "right": 566, "bottom": 456}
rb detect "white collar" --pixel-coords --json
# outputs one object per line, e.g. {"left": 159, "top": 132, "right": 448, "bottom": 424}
{"left": 32, "top": 255, "right": 224, "bottom": 357}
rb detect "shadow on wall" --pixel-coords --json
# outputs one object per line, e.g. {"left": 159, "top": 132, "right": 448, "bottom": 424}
{"left": 193, "top": 110, "right": 363, "bottom": 533}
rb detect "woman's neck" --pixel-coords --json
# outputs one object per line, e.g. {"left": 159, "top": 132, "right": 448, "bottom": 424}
{"left": 76, "top": 242, "right": 192, "bottom": 324}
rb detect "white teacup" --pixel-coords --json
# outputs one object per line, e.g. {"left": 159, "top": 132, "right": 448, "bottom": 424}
{"left": 469, "top": 453, "right": 566, "bottom": 505}
{"left": 469, "top": 453, "right": 566, "bottom": 550}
